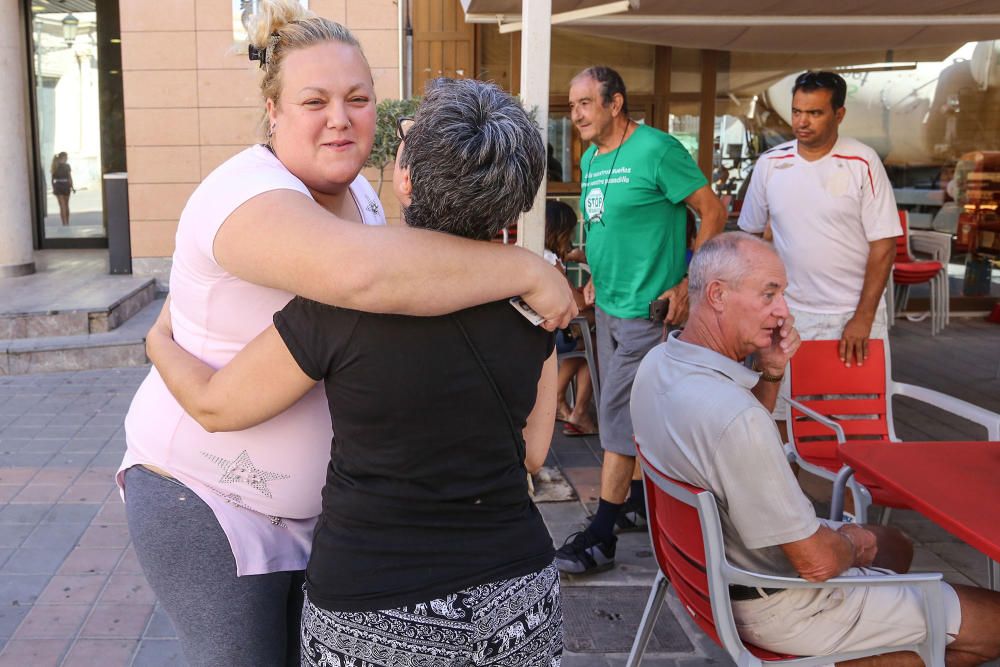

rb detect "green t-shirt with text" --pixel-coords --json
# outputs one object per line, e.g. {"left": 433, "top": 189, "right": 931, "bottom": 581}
{"left": 579, "top": 124, "right": 706, "bottom": 318}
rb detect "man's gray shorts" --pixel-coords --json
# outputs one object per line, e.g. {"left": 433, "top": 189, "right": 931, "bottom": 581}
{"left": 596, "top": 306, "right": 666, "bottom": 457}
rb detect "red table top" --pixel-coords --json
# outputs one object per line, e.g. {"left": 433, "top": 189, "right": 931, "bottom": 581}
{"left": 839, "top": 441, "right": 1000, "bottom": 562}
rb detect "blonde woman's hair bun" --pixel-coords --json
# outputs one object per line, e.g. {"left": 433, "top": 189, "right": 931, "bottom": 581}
{"left": 247, "top": 0, "right": 315, "bottom": 48}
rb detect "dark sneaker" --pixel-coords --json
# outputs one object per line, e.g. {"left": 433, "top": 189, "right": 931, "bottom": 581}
{"left": 554, "top": 530, "right": 616, "bottom": 575}
{"left": 615, "top": 498, "right": 648, "bottom": 533}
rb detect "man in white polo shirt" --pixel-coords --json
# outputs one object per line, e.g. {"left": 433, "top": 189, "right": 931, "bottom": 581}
{"left": 631, "top": 233, "right": 1000, "bottom": 663}
{"left": 738, "top": 71, "right": 900, "bottom": 376}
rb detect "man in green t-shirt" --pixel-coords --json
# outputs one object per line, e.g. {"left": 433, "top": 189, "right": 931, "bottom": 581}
{"left": 555, "top": 66, "right": 725, "bottom": 576}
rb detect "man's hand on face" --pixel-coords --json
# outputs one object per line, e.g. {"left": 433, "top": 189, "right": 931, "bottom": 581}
{"left": 839, "top": 314, "right": 874, "bottom": 367}
{"left": 757, "top": 313, "right": 800, "bottom": 375}
{"left": 658, "top": 278, "right": 690, "bottom": 325}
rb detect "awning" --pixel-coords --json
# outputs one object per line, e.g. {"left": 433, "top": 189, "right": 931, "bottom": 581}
{"left": 461, "top": 0, "right": 1000, "bottom": 53}
{"left": 460, "top": 1, "right": 1000, "bottom": 255}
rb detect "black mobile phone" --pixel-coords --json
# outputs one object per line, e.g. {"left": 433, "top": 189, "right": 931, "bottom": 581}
{"left": 648, "top": 298, "right": 670, "bottom": 322}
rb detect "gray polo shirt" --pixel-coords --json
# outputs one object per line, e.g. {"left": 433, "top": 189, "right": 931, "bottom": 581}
{"left": 631, "top": 331, "right": 820, "bottom": 576}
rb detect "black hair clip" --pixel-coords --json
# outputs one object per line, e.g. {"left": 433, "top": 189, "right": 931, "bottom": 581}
{"left": 248, "top": 33, "right": 279, "bottom": 70}
{"left": 248, "top": 43, "right": 267, "bottom": 69}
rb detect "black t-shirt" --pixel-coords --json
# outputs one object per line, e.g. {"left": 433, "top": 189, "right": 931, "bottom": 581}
{"left": 274, "top": 297, "right": 555, "bottom": 612}
{"left": 52, "top": 163, "right": 72, "bottom": 194}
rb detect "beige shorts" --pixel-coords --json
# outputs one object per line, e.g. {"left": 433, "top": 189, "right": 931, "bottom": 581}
{"left": 731, "top": 567, "right": 961, "bottom": 657}
{"left": 773, "top": 302, "right": 889, "bottom": 421}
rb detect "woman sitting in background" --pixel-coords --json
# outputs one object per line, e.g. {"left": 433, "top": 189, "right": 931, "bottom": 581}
{"left": 547, "top": 200, "right": 599, "bottom": 436}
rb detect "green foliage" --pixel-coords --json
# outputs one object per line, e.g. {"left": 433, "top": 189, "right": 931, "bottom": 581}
{"left": 365, "top": 97, "right": 422, "bottom": 196}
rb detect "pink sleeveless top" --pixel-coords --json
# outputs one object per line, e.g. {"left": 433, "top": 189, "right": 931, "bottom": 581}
{"left": 119, "top": 145, "right": 386, "bottom": 575}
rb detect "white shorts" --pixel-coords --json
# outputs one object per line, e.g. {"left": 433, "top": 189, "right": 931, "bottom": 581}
{"left": 731, "top": 568, "right": 960, "bottom": 656}
{"left": 773, "top": 302, "right": 889, "bottom": 421}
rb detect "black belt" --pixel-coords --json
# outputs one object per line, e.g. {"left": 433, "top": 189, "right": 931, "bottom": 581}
{"left": 729, "top": 585, "right": 783, "bottom": 601}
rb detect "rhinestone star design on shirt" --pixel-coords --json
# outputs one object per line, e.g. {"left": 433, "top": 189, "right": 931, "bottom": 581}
{"left": 203, "top": 485, "right": 287, "bottom": 527}
{"left": 202, "top": 450, "right": 289, "bottom": 499}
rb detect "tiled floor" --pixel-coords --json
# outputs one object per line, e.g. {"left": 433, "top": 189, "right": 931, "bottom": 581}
{"left": 0, "top": 368, "right": 185, "bottom": 666}
{"left": 0, "top": 318, "right": 998, "bottom": 665}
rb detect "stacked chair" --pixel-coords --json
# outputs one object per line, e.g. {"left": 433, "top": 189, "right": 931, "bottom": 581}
{"left": 887, "top": 210, "right": 949, "bottom": 335}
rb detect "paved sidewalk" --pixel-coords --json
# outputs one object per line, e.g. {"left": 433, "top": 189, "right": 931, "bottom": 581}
{"left": 0, "top": 319, "right": 998, "bottom": 666}
{"left": 0, "top": 368, "right": 169, "bottom": 666}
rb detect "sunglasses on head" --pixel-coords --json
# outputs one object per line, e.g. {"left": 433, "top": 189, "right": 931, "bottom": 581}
{"left": 795, "top": 71, "right": 842, "bottom": 87}
{"left": 396, "top": 116, "right": 415, "bottom": 142}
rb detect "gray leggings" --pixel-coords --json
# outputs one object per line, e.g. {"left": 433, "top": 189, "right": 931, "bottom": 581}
{"left": 124, "top": 465, "right": 304, "bottom": 667}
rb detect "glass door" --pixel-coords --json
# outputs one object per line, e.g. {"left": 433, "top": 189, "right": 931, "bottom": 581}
{"left": 30, "top": 1, "right": 106, "bottom": 245}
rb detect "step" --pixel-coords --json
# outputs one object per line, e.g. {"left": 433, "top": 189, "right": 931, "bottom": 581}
{"left": 0, "top": 278, "right": 156, "bottom": 340}
{"left": 0, "top": 248, "right": 157, "bottom": 339}
{"left": 0, "top": 296, "right": 163, "bottom": 375}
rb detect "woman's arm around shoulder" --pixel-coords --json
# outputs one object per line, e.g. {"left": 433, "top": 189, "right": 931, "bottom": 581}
{"left": 145, "top": 297, "right": 316, "bottom": 433}
{"left": 213, "top": 190, "right": 577, "bottom": 329}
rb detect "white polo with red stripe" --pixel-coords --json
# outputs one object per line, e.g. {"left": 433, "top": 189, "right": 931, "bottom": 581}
{"left": 737, "top": 136, "right": 901, "bottom": 314}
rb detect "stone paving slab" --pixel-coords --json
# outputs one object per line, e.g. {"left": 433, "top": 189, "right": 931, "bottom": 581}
{"left": 562, "top": 586, "right": 693, "bottom": 653}
{"left": 0, "top": 367, "right": 165, "bottom": 666}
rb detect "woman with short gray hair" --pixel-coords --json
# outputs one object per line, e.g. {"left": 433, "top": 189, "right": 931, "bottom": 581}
{"left": 396, "top": 77, "right": 545, "bottom": 240}
{"left": 145, "top": 77, "right": 563, "bottom": 666}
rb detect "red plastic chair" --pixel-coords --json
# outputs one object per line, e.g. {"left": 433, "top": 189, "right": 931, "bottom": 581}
{"left": 784, "top": 340, "right": 1000, "bottom": 523}
{"left": 627, "top": 446, "right": 947, "bottom": 666}
{"left": 889, "top": 210, "right": 947, "bottom": 335}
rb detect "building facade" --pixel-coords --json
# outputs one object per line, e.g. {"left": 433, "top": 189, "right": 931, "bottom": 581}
{"left": 5, "top": 0, "right": 403, "bottom": 281}
{"left": 5, "top": 0, "right": 1000, "bottom": 293}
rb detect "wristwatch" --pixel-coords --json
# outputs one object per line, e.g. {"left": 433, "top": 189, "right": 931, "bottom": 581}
{"left": 752, "top": 359, "right": 784, "bottom": 383}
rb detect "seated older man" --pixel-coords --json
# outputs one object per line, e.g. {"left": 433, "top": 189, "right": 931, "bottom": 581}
{"left": 630, "top": 232, "right": 1000, "bottom": 665}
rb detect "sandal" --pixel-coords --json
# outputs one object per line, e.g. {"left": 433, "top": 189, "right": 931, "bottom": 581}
{"left": 562, "top": 421, "right": 598, "bottom": 437}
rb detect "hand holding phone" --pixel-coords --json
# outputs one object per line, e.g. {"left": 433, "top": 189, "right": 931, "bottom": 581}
{"left": 510, "top": 297, "right": 546, "bottom": 326}
{"left": 648, "top": 298, "right": 670, "bottom": 323}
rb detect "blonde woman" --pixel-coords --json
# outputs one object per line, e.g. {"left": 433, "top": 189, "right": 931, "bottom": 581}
{"left": 118, "top": 3, "right": 575, "bottom": 666}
